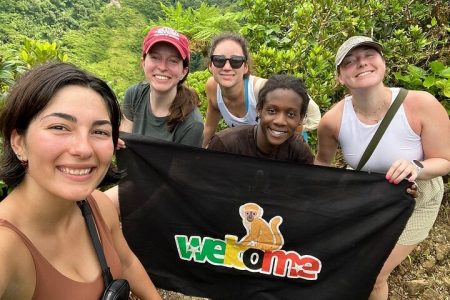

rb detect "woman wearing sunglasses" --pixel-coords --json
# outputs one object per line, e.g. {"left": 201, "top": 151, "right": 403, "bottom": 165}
{"left": 207, "top": 74, "right": 314, "bottom": 164}
{"left": 203, "top": 32, "right": 321, "bottom": 147}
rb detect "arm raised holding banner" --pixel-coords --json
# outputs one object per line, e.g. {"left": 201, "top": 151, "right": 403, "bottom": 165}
{"left": 106, "top": 26, "right": 204, "bottom": 212}
{"left": 315, "top": 36, "right": 450, "bottom": 300}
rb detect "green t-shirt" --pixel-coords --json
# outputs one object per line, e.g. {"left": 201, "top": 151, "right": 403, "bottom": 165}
{"left": 122, "top": 82, "right": 204, "bottom": 147}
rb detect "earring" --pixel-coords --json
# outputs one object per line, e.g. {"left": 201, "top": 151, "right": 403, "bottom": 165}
{"left": 16, "top": 153, "right": 28, "bottom": 170}
{"left": 20, "top": 160, "right": 28, "bottom": 169}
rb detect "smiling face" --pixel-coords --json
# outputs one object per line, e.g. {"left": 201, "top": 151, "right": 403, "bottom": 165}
{"left": 256, "top": 88, "right": 303, "bottom": 154}
{"left": 208, "top": 39, "right": 249, "bottom": 89}
{"left": 337, "top": 46, "right": 386, "bottom": 90}
{"left": 142, "top": 42, "right": 188, "bottom": 94}
{"left": 12, "top": 85, "right": 114, "bottom": 201}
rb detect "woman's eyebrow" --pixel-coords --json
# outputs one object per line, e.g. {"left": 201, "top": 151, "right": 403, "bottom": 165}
{"left": 40, "top": 113, "right": 111, "bottom": 126}
{"left": 93, "top": 120, "right": 112, "bottom": 126}
{"left": 40, "top": 112, "right": 76, "bottom": 122}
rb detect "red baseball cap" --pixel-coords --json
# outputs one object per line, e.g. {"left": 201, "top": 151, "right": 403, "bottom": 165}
{"left": 142, "top": 26, "right": 190, "bottom": 64}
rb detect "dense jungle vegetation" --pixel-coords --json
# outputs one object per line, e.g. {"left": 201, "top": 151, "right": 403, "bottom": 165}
{"left": 0, "top": 0, "right": 449, "bottom": 298}
{"left": 1, "top": 0, "right": 449, "bottom": 113}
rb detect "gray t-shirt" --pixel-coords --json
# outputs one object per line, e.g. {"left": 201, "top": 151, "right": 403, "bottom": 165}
{"left": 123, "top": 82, "right": 204, "bottom": 147}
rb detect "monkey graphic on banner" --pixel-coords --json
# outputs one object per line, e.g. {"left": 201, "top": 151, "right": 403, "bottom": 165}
{"left": 238, "top": 203, "right": 284, "bottom": 251}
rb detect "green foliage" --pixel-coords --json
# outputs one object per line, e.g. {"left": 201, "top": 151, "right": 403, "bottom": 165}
{"left": 120, "top": 0, "right": 238, "bottom": 22}
{"left": 1, "top": 37, "right": 68, "bottom": 100}
{"left": 0, "top": 180, "right": 7, "bottom": 199}
{"left": 176, "top": 0, "right": 238, "bottom": 9}
{"left": 64, "top": 5, "right": 148, "bottom": 99}
{"left": 240, "top": 0, "right": 450, "bottom": 110}
{"left": 186, "top": 69, "right": 210, "bottom": 116}
{"left": 186, "top": 69, "right": 227, "bottom": 130}
{"left": 0, "top": 51, "right": 26, "bottom": 99}
{"left": 149, "top": 2, "right": 242, "bottom": 55}
{"left": 120, "top": 0, "right": 172, "bottom": 21}
{"left": 0, "top": 0, "right": 109, "bottom": 44}
{"left": 394, "top": 61, "right": 450, "bottom": 113}
{"left": 19, "top": 39, "right": 68, "bottom": 68}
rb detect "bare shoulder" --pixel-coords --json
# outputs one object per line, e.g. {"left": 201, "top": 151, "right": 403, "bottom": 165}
{"left": 91, "top": 190, "right": 120, "bottom": 230}
{"left": 403, "top": 90, "right": 448, "bottom": 125}
{"left": 0, "top": 225, "right": 35, "bottom": 299}
{"left": 205, "top": 77, "right": 219, "bottom": 107}
{"left": 205, "top": 77, "right": 217, "bottom": 94}
{"left": 0, "top": 225, "right": 25, "bottom": 267}
{"left": 320, "top": 99, "right": 345, "bottom": 129}
{"left": 404, "top": 90, "right": 444, "bottom": 110}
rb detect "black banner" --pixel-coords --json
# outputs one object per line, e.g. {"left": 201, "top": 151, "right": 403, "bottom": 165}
{"left": 118, "top": 133, "right": 414, "bottom": 300}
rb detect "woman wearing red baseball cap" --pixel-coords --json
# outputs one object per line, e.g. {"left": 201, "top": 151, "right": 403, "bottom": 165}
{"left": 119, "top": 26, "right": 203, "bottom": 148}
{"left": 107, "top": 27, "right": 204, "bottom": 211}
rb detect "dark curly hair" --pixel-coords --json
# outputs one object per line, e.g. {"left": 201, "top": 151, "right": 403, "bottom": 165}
{"left": 257, "top": 74, "right": 310, "bottom": 118}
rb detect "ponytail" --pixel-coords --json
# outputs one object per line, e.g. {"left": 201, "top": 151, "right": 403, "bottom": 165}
{"left": 167, "top": 84, "right": 199, "bottom": 131}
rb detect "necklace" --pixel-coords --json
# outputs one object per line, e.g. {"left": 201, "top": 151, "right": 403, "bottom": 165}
{"left": 352, "top": 91, "right": 391, "bottom": 124}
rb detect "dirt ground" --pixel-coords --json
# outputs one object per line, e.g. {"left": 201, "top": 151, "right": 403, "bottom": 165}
{"left": 155, "top": 184, "right": 450, "bottom": 300}
{"left": 388, "top": 184, "right": 450, "bottom": 300}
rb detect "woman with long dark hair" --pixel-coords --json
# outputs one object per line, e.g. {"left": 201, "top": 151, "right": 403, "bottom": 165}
{"left": 119, "top": 26, "right": 203, "bottom": 147}
{"left": 107, "top": 27, "right": 204, "bottom": 208}
{"left": 0, "top": 62, "right": 161, "bottom": 299}
{"left": 203, "top": 32, "right": 321, "bottom": 147}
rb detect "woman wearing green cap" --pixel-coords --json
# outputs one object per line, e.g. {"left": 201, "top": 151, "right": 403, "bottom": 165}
{"left": 315, "top": 36, "right": 450, "bottom": 300}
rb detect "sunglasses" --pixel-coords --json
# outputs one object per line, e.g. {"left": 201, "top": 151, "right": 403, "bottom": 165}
{"left": 210, "top": 55, "right": 246, "bottom": 69}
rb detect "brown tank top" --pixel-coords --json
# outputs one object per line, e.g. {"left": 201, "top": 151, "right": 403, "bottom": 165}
{"left": 0, "top": 195, "right": 123, "bottom": 300}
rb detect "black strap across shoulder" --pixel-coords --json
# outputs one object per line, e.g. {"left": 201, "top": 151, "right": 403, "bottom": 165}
{"left": 78, "top": 199, "right": 113, "bottom": 287}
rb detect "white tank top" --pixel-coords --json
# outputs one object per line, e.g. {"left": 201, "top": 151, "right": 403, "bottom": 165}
{"left": 216, "top": 75, "right": 258, "bottom": 127}
{"left": 338, "top": 88, "right": 423, "bottom": 173}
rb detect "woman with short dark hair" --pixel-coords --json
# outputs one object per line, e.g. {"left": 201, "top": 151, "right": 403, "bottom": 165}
{"left": 207, "top": 74, "right": 313, "bottom": 163}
